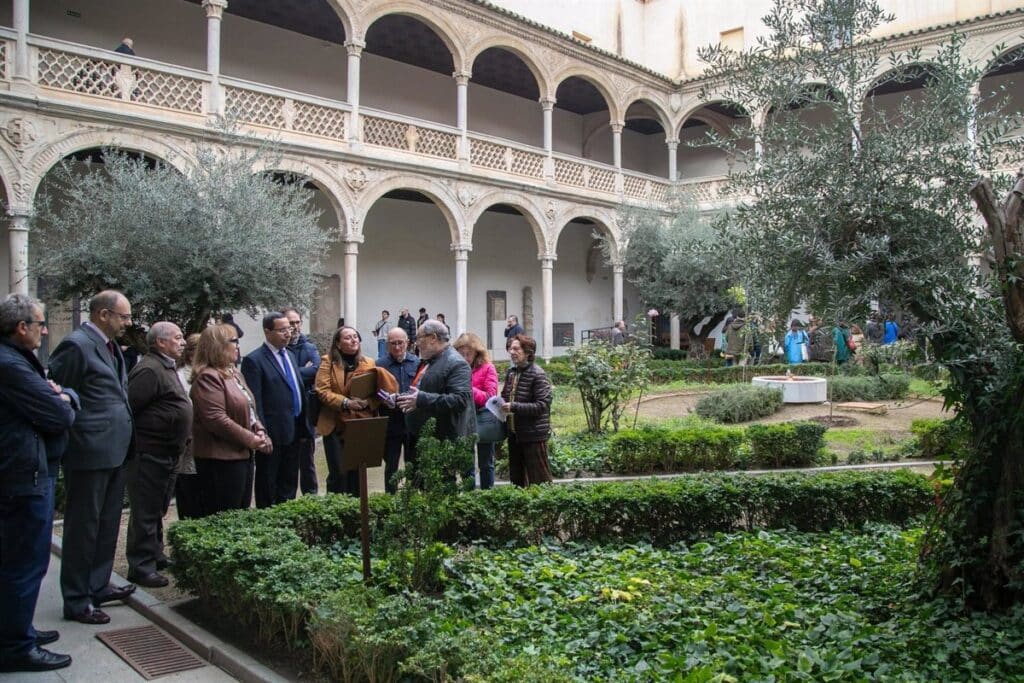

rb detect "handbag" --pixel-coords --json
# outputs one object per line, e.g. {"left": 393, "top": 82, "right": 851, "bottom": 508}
{"left": 476, "top": 407, "right": 506, "bottom": 444}
{"left": 800, "top": 333, "right": 810, "bottom": 362}
{"left": 846, "top": 336, "right": 857, "bottom": 351}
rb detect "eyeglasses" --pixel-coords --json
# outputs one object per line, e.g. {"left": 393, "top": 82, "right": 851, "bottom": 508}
{"left": 388, "top": 340, "right": 407, "bottom": 346}
{"left": 288, "top": 320, "right": 301, "bottom": 327}
{"left": 272, "top": 326, "right": 291, "bottom": 334}
{"left": 104, "top": 309, "right": 132, "bottom": 323}
{"left": 25, "top": 319, "right": 47, "bottom": 328}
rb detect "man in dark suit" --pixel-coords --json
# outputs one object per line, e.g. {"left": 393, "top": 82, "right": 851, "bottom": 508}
{"left": 125, "top": 322, "right": 191, "bottom": 589}
{"left": 241, "top": 311, "right": 312, "bottom": 508}
{"left": 0, "top": 294, "right": 77, "bottom": 672}
{"left": 282, "top": 307, "right": 320, "bottom": 495}
{"left": 48, "top": 290, "right": 136, "bottom": 625}
{"left": 396, "top": 319, "right": 475, "bottom": 479}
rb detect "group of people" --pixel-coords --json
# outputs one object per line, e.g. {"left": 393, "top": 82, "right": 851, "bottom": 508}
{"left": 783, "top": 313, "right": 901, "bottom": 365}
{"left": 0, "top": 290, "right": 557, "bottom": 674}
{"left": 372, "top": 308, "right": 451, "bottom": 358}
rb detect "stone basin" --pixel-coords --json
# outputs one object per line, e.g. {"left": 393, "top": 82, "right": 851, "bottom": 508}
{"left": 752, "top": 375, "right": 827, "bottom": 403}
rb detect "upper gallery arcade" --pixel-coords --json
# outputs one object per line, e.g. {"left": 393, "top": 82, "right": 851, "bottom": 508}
{"left": 0, "top": 0, "right": 1022, "bottom": 358}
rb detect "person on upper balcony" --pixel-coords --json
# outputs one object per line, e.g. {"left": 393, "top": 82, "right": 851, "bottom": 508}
{"left": 113, "top": 37, "right": 135, "bottom": 56}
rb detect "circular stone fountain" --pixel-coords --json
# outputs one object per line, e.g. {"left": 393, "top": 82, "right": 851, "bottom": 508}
{"left": 752, "top": 375, "right": 827, "bottom": 403}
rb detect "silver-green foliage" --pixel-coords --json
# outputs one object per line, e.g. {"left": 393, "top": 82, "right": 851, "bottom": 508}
{"left": 697, "top": 0, "right": 1024, "bottom": 608}
{"left": 31, "top": 138, "right": 331, "bottom": 333}
{"left": 617, "top": 196, "right": 740, "bottom": 355}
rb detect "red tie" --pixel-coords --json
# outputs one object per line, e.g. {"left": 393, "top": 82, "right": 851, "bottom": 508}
{"left": 107, "top": 340, "right": 117, "bottom": 357}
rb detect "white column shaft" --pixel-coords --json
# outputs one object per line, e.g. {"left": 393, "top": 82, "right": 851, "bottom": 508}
{"left": 343, "top": 241, "right": 358, "bottom": 329}
{"left": 670, "top": 314, "right": 681, "bottom": 350}
{"left": 541, "top": 258, "right": 554, "bottom": 360}
{"left": 346, "top": 44, "right": 362, "bottom": 142}
{"left": 454, "top": 249, "right": 468, "bottom": 336}
{"left": 8, "top": 215, "right": 29, "bottom": 295}
{"left": 612, "top": 266, "right": 624, "bottom": 323}
{"left": 667, "top": 141, "right": 679, "bottom": 182}
{"left": 612, "top": 128, "right": 622, "bottom": 169}
{"left": 13, "top": 0, "right": 30, "bottom": 81}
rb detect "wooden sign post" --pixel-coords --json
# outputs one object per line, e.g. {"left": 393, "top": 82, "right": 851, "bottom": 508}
{"left": 340, "top": 416, "right": 389, "bottom": 582}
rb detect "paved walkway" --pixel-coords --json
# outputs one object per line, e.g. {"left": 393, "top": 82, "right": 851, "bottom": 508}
{"left": 0, "top": 541, "right": 288, "bottom": 683}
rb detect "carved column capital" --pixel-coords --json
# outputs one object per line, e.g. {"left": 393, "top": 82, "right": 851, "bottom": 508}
{"left": 345, "top": 40, "right": 366, "bottom": 57}
{"left": 452, "top": 70, "right": 472, "bottom": 86}
{"left": 202, "top": 0, "right": 228, "bottom": 20}
{"left": 539, "top": 96, "right": 556, "bottom": 111}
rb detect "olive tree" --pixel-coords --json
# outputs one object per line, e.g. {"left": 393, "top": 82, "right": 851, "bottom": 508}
{"left": 617, "top": 196, "right": 740, "bottom": 358}
{"left": 31, "top": 136, "right": 331, "bottom": 334}
{"left": 698, "top": 0, "right": 1024, "bottom": 608}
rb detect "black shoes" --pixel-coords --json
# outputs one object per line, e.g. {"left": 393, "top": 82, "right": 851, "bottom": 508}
{"left": 92, "top": 583, "right": 137, "bottom": 606}
{"left": 64, "top": 605, "right": 111, "bottom": 625}
{"left": 0, "top": 645, "right": 72, "bottom": 672}
{"left": 34, "top": 629, "right": 59, "bottom": 646}
{"left": 156, "top": 556, "right": 174, "bottom": 571}
{"left": 128, "top": 571, "right": 169, "bottom": 588}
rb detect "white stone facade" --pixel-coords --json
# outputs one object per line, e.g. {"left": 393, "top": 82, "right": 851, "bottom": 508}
{"left": 0, "top": 0, "right": 1021, "bottom": 358}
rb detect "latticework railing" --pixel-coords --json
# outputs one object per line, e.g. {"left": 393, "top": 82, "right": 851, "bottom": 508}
{"left": 363, "top": 115, "right": 457, "bottom": 159}
{"left": 130, "top": 66, "right": 203, "bottom": 113}
{"left": 0, "top": 42, "right": 8, "bottom": 80}
{"left": 588, "top": 166, "right": 616, "bottom": 193}
{"left": 554, "top": 158, "right": 586, "bottom": 187}
{"left": 37, "top": 48, "right": 203, "bottom": 113}
{"left": 470, "top": 138, "right": 506, "bottom": 170}
{"left": 622, "top": 174, "right": 647, "bottom": 198}
{"left": 292, "top": 101, "right": 347, "bottom": 140}
{"left": 225, "top": 86, "right": 285, "bottom": 128}
{"left": 510, "top": 148, "right": 545, "bottom": 178}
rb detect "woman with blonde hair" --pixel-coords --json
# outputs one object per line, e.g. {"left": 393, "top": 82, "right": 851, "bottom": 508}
{"left": 173, "top": 333, "right": 203, "bottom": 519}
{"left": 189, "top": 324, "right": 271, "bottom": 515}
{"left": 315, "top": 326, "right": 397, "bottom": 495}
{"left": 453, "top": 332, "right": 499, "bottom": 489}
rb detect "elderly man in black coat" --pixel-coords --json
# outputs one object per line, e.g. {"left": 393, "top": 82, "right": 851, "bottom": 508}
{"left": 396, "top": 319, "right": 475, "bottom": 476}
{"left": 0, "top": 294, "right": 77, "bottom": 672}
{"left": 125, "top": 322, "right": 191, "bottom": 588}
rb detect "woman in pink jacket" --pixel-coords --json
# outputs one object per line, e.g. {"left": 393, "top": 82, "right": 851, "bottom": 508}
{"left": 453, "top": 332, "right": 499, "bottom": 489}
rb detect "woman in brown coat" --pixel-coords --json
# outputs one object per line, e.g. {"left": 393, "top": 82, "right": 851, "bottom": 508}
{"left": 315, "top": 326, "right": 397, "bottom": 495}
{"left": 499, "top": 334, "right": 553, "bottom": 487}
{"left": 190, "top": 324, "right": 271, "bottom": 515}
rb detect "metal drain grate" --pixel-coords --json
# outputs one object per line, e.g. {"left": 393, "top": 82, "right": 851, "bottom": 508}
{"left": 96, "top": 625, "right": 206, "bottom": 680}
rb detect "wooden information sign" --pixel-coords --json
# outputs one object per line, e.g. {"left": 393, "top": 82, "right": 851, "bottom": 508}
{"left": 340, "top": 416, "right": 389, "bottom": 581}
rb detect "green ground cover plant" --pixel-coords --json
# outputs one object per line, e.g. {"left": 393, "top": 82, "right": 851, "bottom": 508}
{"left": 168, "top": 470, "right": 1022, "bottom": 681}
{"left": 694, "top": 384, "right": 784, "bottom": 423}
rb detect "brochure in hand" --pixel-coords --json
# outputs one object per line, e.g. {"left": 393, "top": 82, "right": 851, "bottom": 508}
{"left": 485, "top": 395, "right": 507, "bottom": 422}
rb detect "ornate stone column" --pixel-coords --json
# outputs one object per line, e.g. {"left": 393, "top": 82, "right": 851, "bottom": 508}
{"left": 666, "top": 137, "right": 679, "bottom": 181}
{"left": 453, "top": 245, "right": 469, "bottom": 336}
{"left": 454, "top": 70, "right": 470, "bottom": 161}
{"left": 540, "top": 255, "right": 555, "bottom": 360}
{"left": 12, "top": 0, "right": 30, "bottom": 83}
{"left": 345, "top": 40, "right": 365, "bottom": 143}
{"left": 670, "top": 314, "right": 681, "bottom": 350}
{"left": 540, "top": 97, "right": 555, "bottom": 178}
{"left": 612, "top": 262, "right": 624, "bottom": 323}
{"left": 342, "top": 238, "right": 361, "bottom": 329}
{"left": 611, "top": 122, "right": 623, "bottom": 169}
{"left": 202, "top": 0, "right": 228, "bottom": 115}
{"left": 7, "top": 207, "right": 30, "bottom": 295}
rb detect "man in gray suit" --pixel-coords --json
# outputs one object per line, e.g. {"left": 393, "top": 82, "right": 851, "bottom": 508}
{"left": 396, "top": 319, "right": 475, "bottom": 478}
{"left": 48, "top": 290, "right": 136, "bottom": 624}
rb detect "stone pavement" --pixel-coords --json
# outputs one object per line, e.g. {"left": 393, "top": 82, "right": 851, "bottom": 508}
{"left": 0, "top": 541, "right": 288, "bottom": 683}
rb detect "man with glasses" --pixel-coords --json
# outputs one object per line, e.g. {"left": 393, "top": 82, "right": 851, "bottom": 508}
{"left": 395, "top": 320, "right": 475, "bottom": 479}
{"left": 281, "top": 308, "right": 320, "bottom": 495}
{"left": 376, "top": 327, "right": 418, "bottom": 493}
{"left": 241, "top": 311, "right": 313, "bottom": 508}
{"left": 0, "top": 294, "right": 77, "bottom": 672}
{"left": 49, "top": 290, "right": 136, "bottom": 625}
